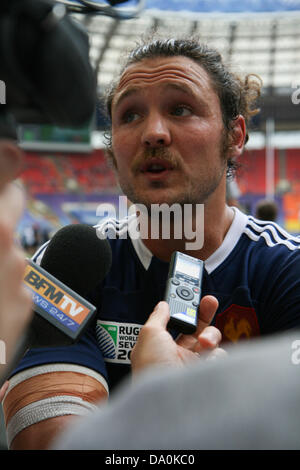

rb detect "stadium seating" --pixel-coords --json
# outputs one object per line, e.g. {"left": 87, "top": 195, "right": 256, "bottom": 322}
{"left": 20, "top": 150, "right": 117, "bottom": 195}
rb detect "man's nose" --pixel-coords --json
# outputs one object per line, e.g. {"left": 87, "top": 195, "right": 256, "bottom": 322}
{"left": 141, "top": 113, "right": 171, "bottom": 148}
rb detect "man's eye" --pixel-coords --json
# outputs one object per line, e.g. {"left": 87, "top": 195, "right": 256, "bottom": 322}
{"left": 171, "top": 106, "right": 192, "bottom": 117}
{"left": 122, "top": 111, "right": 140, "bottom": 123}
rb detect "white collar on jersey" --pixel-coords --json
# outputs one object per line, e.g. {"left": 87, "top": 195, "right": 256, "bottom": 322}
{"left": 130, "top": 207, "right": 249, "bottom": 274}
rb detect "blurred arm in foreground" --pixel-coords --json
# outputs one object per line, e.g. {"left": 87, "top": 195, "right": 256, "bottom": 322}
{"left": 0, "top": 140, "right": 32, "bottom": 387}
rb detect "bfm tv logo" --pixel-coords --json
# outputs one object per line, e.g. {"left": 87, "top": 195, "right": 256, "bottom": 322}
{"left": 1, "top": 265, "right": 92, "bottom": 365}
{"left": 23, "top": 264, "right": 90, "bottom": 324}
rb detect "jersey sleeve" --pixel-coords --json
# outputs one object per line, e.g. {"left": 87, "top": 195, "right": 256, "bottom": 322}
{"left": 259, "top": 248, "right": 300, "bottom": 334}
{"left": 11, "top": 324, "right": 108, "bottom": 381}
{"left": 11, "top": 241, "right": 108, "bottom": 381}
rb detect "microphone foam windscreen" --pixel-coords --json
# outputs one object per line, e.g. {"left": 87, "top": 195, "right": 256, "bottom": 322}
{"left": 40, "top": 224, "right": 112, "bottom": 296}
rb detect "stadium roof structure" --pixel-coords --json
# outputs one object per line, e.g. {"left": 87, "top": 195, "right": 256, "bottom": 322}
{"left": 64, "top": 1, "right": 300, "bottom": 132}
{"left": 145, "top": 0, "right": 300, "bottom": 13}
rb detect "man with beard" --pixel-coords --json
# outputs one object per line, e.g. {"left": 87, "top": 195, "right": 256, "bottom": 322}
{"left": 3, "top": 37, "right": 300, "bottom": 450}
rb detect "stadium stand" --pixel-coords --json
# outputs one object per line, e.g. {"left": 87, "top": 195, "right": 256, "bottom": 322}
{"left": 16, "top": 0, "right": 300, "bottom": 243}
{"left": 20, "top": 150, "right": 117, "bottom": 196}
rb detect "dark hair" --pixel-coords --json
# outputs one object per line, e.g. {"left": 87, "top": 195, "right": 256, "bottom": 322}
{"left": 255, "top": 199, "right": 278, "bottom": 221}
{"left": 104, "top": 36, "right": 262, "bottom": 175}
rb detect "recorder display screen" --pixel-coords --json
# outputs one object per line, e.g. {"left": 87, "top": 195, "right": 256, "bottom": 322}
{"left": 177, "top": 257, "right": 200, "bottom": 279}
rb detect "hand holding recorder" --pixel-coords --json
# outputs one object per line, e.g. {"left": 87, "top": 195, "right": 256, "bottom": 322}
{"left": 131, "top": 297, "right": 226, "bottom": 376}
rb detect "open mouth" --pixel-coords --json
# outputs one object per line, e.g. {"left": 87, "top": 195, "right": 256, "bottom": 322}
{"left": 140, "top": 159, "right": 174, "bottom": 174}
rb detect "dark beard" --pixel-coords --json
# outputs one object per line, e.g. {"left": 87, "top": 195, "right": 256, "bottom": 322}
{"left": 116, "top": 130, "right": 230, "bottom": 209}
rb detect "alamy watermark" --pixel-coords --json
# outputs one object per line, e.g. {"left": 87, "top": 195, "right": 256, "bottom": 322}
{"left": 291, "top": 80, "right": 300, "bottom": 105}
{"left": 0, "top": 80, "right": 6, "bottom": 104}
{"left": 95, "top": 196, "right": 204, "bottom": 250}
{"left": 0, "top": 340, "right": 6, "bottom": 365}
{"left": 291, "top": 340, "right": 300, "bottom": 365}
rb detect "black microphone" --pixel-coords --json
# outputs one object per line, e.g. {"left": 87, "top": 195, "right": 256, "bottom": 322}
{"left": 27, "top": 223, "right": 112, "bottom": 348}
{"left": 0, "top": 224, "right": 112, "bottom": 386}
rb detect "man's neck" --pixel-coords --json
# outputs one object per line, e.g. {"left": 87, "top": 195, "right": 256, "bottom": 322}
{"left": 142, "top": 204, "right": 235, "bottom": 262}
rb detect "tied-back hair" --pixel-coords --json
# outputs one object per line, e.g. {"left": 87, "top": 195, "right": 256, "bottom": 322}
{"left": 104, "top": 35, "right": 263, "bottom": 176}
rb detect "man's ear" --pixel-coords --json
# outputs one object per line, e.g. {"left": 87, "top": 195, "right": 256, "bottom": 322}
{"left": 228, "top": 115, "right": 246, "bottom": 158}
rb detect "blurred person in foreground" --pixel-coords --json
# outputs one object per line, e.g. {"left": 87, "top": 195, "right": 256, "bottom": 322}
{"left": 52, "top": 300, "right": 300, "bottom": 450}
{"left": 0, "top": 140, "right": 32, "bottom": 392}
{"left": 3, "top": 36, "right": 300, "bottom": 450}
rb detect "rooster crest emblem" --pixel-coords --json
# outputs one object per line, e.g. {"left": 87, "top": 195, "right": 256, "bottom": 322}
{"left": 216, "top": 305, "right": 260, "bottom": 344}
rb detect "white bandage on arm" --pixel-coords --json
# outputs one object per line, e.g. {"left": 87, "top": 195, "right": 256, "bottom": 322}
{"left": 3, "top": 363, "right": 109, "bottom": 448}
{"left": 6, "top": 395, "right": 97, "bottom": 449}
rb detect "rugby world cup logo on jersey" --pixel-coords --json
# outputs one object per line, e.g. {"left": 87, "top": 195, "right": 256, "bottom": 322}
{"left": 96, "top": 320, "right": 141, "bottom": 364}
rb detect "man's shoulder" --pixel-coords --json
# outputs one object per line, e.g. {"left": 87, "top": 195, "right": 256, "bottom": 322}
{"left": 242, "top": 215, "right": 300, "bottom": 256}
{"left": 233, "top": 215, "right": 300, "bottom": 289}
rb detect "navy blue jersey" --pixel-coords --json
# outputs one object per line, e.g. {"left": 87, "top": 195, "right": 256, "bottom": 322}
{"left": 14, "top": 208, "right": 300, "bottom": 391}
